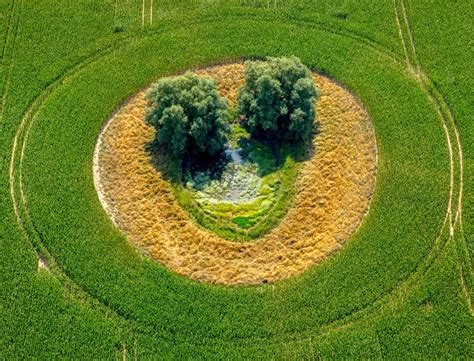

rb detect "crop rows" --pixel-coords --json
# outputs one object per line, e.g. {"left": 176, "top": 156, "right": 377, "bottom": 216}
{"left": 16, "top": 17, "right": 448, "bottom": 338}
{"left": 1, "top": 1, "right": 471, "bottom": 358}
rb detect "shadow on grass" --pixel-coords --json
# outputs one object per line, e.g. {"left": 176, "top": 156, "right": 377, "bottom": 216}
{"left": 145, "top": 123, "right": 318, "bottom": 190}
{"left": 144, "top": 140, "right": 228, "bottom": 189}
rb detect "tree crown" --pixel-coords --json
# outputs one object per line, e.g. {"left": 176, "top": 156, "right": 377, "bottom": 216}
{"left": 146, "top": 72, "right": 230, "bottom": 160}
{"left": 237, "top": 57, "right": 319, "bottom": 144}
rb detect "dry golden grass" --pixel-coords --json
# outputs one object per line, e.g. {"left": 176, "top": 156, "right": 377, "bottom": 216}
{"left": 94, "top": 64, "right": 377, "bottom": 285}
{"left": 195, "top": 64, "right": 245, "bottom": 106}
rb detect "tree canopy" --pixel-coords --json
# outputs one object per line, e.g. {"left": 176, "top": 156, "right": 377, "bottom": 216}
{"left": 237, "top": 57, "right": 319, "bottom": 144}
{"left": 145, "top": 72, "right": 230, "bottom": 160}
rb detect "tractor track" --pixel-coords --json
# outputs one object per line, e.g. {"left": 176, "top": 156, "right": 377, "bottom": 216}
{"left": 394, "top": 0, "right": 471, "bottom": 312}
{"left": 6, "top": 8, "right": 470, "bottom": 346}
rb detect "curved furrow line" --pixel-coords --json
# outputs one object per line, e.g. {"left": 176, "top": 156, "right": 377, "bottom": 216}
{"left": 9, "top": 13, "right": 460, "bottom": 343}
{"left": 397, "top": 0, "right": 471, "bottom": 310}
{"left": 400, "top": 0, "right": 470, "bottom": 296}
{"left": 9, "top": 16, "right": 283, "bottom": 341}
{"left": 11, "top": 15, "right": 451, "bottom": 340}
{"left": 394, "top": 0, "right": 454, "bottom": 235}
{"left": 400, "top": 0, "right": 463, "bottom": 235}
{"left": 8, "top": 28, "right": 196, "bottom": 344}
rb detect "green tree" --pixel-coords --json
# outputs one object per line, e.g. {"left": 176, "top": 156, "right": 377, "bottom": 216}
{"left": 237, "top": 57, "right": 319, "bottom": 144}
{"left": 145, "top": 72, "right": 230, "bottom": 160}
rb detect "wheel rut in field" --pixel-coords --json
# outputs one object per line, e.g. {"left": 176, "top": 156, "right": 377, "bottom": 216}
{"left": 394, "top": 0, "right": 470, "bottom": 309}
{"left": 8, "top": 13, "right": 465, "bottom": 338}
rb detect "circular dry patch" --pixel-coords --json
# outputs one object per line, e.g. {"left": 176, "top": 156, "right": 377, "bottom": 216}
{"left": 93, "top": 63, "right": 377, "bottom": 285}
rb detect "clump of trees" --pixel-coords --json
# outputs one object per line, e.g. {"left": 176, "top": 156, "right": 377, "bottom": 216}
{"left": 145, "top": 72, "right": 230, "bottom": 160}
{"left": 237, "top": 56, "right": 319, "bottom": 144}
{"left": 145, "top": 57, "right": 319, "bottom": 164}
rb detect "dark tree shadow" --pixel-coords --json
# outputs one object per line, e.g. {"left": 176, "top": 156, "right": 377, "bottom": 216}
{"left": 145, "top": 122, "right": 319, "bottom": 189}
{"left": 285, "top": 121, "right": 320, "bottom": 163}
{"left": 145, "top": 139, "right": 180, "bottom": 183}
{"left": 241, "top": 121, "right": 319, "bottom": 174}
{"left": 181, "top": 151, "right": 229, "bottom": 191}
{"left": 145, "top": 139, "right": 228, "bottom": 189}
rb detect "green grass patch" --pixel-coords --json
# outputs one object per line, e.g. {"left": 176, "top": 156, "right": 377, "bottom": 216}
{"left": 173, "top": 133, "right": 299, "bottom": 241}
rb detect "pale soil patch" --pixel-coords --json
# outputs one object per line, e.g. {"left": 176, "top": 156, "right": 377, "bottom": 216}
{"left": 37, "top": 255, "right": 50, "bottom": 272}
{"left": 94, "top": 64, "right": 377, "bottom": 285}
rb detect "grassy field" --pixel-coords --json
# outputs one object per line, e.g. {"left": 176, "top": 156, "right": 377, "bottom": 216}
{"left": 1, "top": 0, "right": 472, "bottom": 358}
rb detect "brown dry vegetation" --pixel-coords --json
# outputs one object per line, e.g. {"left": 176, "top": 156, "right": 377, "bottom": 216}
{"left": 94, "top": 64, "right": 377, "bottom": 285}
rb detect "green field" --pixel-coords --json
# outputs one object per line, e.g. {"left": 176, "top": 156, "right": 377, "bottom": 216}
{"left": 1, "top": 0, "right": 472, "bottom": 358}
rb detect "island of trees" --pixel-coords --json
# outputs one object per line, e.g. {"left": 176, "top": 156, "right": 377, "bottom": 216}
{"left": 145, "top": 56, "right": 319, "bottom": 166}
